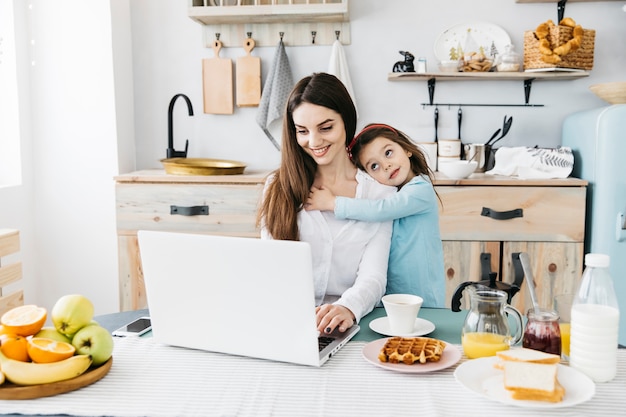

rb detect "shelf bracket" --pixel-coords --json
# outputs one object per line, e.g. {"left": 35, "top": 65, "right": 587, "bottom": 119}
{"left": 557, "top": 0, "right": 567, "bottom": 23}
{"left": 524, "top": 78, "right": 535, "bottom": 105}
{"left": 427, "top": 78, "right": 436, "bottom": 105}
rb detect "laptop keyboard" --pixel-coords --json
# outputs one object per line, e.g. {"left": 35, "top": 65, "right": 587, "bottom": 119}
{"left": 318, "top": 336, "right": 335, "bottom": 352}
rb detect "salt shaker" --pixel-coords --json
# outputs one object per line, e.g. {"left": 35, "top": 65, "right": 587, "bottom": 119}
{"left": 569, "top": 253, "right": 620, "bottom": 382}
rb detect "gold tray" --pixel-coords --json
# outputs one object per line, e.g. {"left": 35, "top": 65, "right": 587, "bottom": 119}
{"left": 0, "top": 357, "right": 112, "bottom": 400}
{"left": 161, "top": 158, "right": 246, "bottom": 176}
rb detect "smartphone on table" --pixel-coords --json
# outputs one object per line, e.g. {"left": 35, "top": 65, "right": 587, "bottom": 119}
{"left": 112, "top": 316, "right": 152, "bottom": 337}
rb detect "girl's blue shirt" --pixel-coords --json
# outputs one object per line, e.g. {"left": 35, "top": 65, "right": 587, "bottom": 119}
{"left": 334, "top": 175, "right": 446, "bottom": 308}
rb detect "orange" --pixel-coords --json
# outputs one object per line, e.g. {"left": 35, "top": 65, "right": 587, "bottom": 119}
{"left": 27, "top": 337, "right": 76, "bottom": 363}
{"left": 0, "top": 305, "right": 47, "bottom": 336}
{"left": 0, "top": 334, "right": 30, "bottom": 362}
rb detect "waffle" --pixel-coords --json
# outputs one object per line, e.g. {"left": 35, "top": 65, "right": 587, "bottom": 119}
{"left": 378, "top": 337, "right": 447, "bottom": 364}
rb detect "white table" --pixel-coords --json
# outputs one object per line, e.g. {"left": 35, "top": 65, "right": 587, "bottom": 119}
{"left": 1, "top": 337, "right": 625, "bottom": 417}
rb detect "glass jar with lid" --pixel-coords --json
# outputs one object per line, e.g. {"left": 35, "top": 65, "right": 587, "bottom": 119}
{"left": 496, "top": 44, "right": 522, "bottom": 72}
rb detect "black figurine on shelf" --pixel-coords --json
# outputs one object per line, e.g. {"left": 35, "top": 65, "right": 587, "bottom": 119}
{"left": 392, "top": 51, "right": 415, "bottom": 73}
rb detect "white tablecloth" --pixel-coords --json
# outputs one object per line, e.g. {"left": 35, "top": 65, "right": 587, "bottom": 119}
{"left": 1, "top": 337, "right": 625, "bottom": 417}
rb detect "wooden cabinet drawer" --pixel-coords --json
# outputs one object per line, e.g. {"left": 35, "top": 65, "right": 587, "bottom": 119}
{"left": 116, "top": 182, "right": 263, "bottom": 237}
{"left": 437, "top": 186, "right": 586, "bottom": 242}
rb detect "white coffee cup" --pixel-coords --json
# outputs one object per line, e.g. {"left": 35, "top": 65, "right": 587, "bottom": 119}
{"left": 381, "top": 294, "right": 423, "bottom": 334}
{"left": 438, "top": 139, "right": 461, "bottom": 157}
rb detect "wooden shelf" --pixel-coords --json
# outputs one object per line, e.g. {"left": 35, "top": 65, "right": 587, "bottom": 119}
{"left": 188, "top": 1, "right": 350, "bottom": 47}
{"left": 388, "top": 71, "right": 589, "bottom": 82}
{"left": 516, "top": 0, "right": 622, "bottom": 3}
{"left": 188, "top": 1, "right": 348, "bottom": 25}
{"left": 388, "top": 71, "right": 590, "bottom": 107}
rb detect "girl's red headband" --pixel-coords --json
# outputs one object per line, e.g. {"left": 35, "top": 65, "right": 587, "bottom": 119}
{"left": 346, "top": 124, "right": 398, "bottom": 160}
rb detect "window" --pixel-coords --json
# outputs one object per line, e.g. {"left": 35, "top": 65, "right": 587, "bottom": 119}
{"left": 0, "top": 0, "right": 22, "bottom": 187}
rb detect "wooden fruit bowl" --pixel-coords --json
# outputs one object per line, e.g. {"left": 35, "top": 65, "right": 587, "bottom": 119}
{"left": 0, "top": 357, "right": 112, "bottom": 400}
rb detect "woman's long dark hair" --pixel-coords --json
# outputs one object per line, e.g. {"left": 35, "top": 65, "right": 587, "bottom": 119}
{"left": 257, "top": 73, "right": 357, "bottom": 240}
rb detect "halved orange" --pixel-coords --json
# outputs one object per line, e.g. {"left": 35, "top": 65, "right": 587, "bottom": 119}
{"left": 27, "top": 337, "right": 76, "bottom": 363}
{"left": 0, "top": 305, "right": 47, "bottom": 336}
{"left": 0, "top": 334, "right": 30, "bottom": 362}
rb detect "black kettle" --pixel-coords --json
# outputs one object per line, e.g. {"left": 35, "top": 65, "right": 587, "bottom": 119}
{"left": 451, "top": 252, "right": 525, "bottom": 312}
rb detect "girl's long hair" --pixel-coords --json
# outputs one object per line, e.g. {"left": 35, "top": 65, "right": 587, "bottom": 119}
{"left": 349, "top": 124, "right": 435, "bottom": 186}
{"left": 257, "top": 73, "right": 357, "bottom": 240}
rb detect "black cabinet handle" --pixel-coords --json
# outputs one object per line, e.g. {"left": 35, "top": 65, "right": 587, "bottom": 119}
{"left": 170, "top": 205, "right": 209, "bottom": 216}
{"left": 481, "top": 207, "right": 523, "bottom": 220}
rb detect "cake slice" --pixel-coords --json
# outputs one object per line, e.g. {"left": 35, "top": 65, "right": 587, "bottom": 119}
{"left": 503, "top": 361, "right": 564, "bottom": 403}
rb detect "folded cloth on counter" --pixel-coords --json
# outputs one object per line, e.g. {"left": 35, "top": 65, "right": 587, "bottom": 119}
{"left": 486, "top": 146, "right": 574, "bottom": 179}
{"left": 328, "top": 39, "right": 357, "bottom": 113}
{"left": 256, "top": 39, "right": 293, "bottom": 151}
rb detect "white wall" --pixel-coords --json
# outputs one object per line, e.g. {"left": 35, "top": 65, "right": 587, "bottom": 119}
{"left": 131, "top": 0, "right": 625, "bottom": 172}
{"left": 0, "top": 0, "right": 133, "bottom": 315}
{"left": 1, "top": 0, "right": 624, "bottom": 315}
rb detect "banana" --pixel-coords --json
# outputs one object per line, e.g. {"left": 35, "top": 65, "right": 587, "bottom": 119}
{"left": 0, "top": 350, "right": 92, "bottom": 386}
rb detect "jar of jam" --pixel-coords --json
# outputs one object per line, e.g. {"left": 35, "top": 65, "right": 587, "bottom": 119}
{"left": 523, "top": 308, "right": 562, "bottom": 355}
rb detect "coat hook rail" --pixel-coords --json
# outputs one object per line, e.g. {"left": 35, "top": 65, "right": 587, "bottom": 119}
{"left": 420, "top": 103, "right": 545, "bottom": 108}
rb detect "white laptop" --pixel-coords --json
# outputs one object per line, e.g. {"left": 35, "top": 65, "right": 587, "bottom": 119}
{"left": 137, "top": 230, "right": 360, "bottom": 367}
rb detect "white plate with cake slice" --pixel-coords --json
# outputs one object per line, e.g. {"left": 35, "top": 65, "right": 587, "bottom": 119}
{"left": 362, "top": 337, "right": 461, "bottom": 373}
{"left": 454, "top": 356, "right": 595, "bottom": 409}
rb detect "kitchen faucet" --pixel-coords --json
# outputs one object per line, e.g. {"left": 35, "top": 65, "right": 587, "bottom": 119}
{"left": 167, "top": 93, "right": 194, "bottom": 159}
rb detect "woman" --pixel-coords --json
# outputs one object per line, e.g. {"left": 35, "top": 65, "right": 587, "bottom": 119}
{"left": 258, "top": 73, "right": 394, "bottom": 334}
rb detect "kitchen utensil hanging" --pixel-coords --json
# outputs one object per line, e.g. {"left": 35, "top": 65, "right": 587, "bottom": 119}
{"left": 434, "top": 107, "right": 439, "bottom": 143}
{"left": 236, "top": 33, "right": 261, "bottom": 107}
{"left": 203, "top": 34, "right": 234, "bottom": 114}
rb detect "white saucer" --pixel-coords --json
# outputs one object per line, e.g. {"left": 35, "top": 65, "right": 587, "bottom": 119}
{"left": 369, "top": 317, "right": 436, "bottom": 337}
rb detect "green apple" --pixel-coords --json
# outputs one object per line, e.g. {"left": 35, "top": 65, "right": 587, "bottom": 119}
{"left": 72, "top": 324, "right": 114, "bottom": 366}
{"left": 51, "top": 294, "right": 94, "bottom": 336}
{"left": 34, "top": 326, "right": 72, "bottom": 344}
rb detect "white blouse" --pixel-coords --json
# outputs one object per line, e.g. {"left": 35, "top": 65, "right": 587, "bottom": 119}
{"left": 262, "top": 170, "right": 395, "bottom": 322}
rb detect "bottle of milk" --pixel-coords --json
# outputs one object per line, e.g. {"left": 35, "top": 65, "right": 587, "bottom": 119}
{"left": 569, "top": 253, "right": 620, "bottom": 382}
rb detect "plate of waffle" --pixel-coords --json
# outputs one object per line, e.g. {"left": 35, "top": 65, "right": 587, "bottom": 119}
{"left": 362, "top": 337, "right": 461, "bottom": 373}
{"left": 454, "top": 356, "right": 595, "bottom": 408}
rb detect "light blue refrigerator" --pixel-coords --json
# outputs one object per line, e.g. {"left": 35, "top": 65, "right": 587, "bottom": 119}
{"left": 562, "top": 104, "right": 626, "bottom": 346}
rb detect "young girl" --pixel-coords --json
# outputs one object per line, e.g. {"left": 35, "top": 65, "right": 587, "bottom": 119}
{"left": 306, "top": 123, "right": 446, "bottom": 308}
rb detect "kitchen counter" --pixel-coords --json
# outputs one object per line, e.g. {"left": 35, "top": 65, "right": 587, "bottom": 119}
{"left": 115, "top": 169, "right": 587, "bottom": 187}
{"left": 115, "top": 171, "right": 588, "bottom": 312}
{"left": 1, "top": 307, "right": 624, "bottom": 416}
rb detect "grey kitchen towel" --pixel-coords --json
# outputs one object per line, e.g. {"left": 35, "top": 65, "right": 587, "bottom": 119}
{"left": 256, "top": 39, "right": 293, "bottom": 151}
{"left": 328, "top": 39, "right": 357, "bottom": 113}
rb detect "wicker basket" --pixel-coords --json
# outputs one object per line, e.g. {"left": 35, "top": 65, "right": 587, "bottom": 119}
{"left": 523, "top": 25, "right": 595, "bottom": 70}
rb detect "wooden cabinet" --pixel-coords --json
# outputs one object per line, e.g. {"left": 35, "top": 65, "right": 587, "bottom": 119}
{"left": 115, "top": 170, "right": 267, "bottom": 311}
{"left": 115, "top": 170, "right": 587, "bottom": 314}
{"left": 435, "top": 174, "right": 587, "bottom": 313}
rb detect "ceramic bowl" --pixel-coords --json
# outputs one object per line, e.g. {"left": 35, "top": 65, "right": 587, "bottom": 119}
{"left": 589, "top": 82, "right": 626, "bottom": 104}
{"left": 438, "top": 160, "right": 477, "bottom": 179}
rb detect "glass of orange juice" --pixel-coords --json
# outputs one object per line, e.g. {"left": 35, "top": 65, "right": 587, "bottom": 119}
{"left": 462, "top": 332, "right": 511, "bottom": 359}
{"left": 554, "top": 294, "right": 573, "bottom": 360}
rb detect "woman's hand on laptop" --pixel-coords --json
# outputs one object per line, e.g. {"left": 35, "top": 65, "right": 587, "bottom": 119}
{"left": 316, "top": 304, "right": 356, "bottom": 334}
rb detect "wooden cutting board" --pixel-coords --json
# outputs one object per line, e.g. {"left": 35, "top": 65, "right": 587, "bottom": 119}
{"left": 236, "top": 37, "right": 261, "bottom": 107}
{"left": 202, "top": 39, "right": 233, "bottom": 114}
